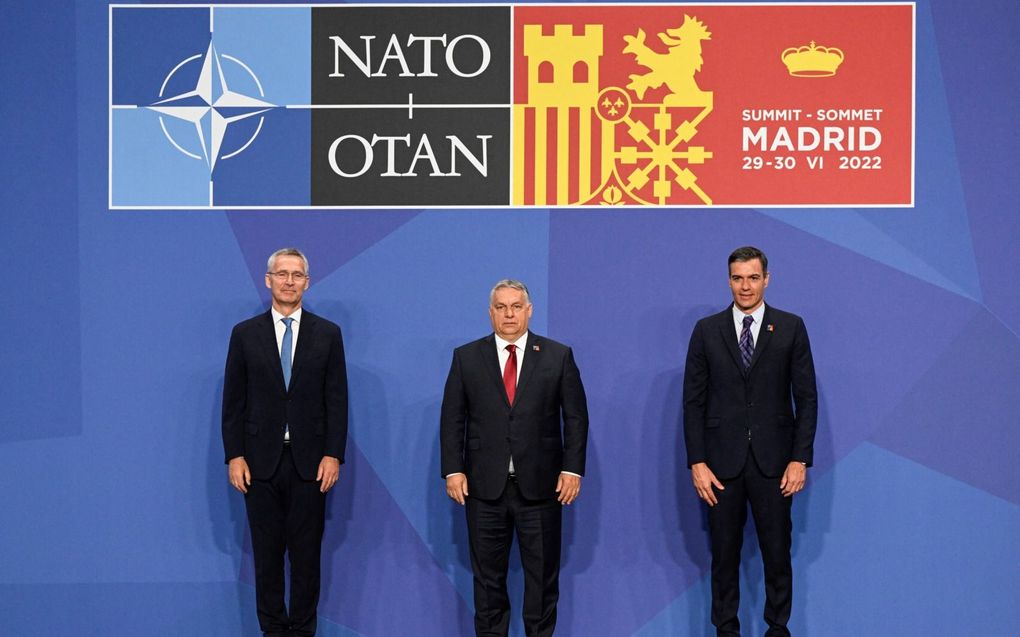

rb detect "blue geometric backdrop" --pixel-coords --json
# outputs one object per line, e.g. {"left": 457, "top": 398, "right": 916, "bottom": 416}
{"left": 1, "top": 1, "right": 1018, "bottom": 636}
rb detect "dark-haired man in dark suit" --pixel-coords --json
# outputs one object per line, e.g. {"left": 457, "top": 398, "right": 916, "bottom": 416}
{"left": 222, "top": 247, "right": 348, "bottom": 637}
{"left": 441, "top": 279, "right": 589, "bottom": 637}
{"left": 683, "top": 246, "right": 817, "bottom": 637}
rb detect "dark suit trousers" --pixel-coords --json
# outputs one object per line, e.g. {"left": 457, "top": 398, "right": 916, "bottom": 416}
{"left": 245, "top": 446, "right": 326, "bottom": 637}
{"left": 708, "top": 452, "right": 793, "bottom": 637}
{"left": 465, "top": 478, "right": 562, "bottom": 637}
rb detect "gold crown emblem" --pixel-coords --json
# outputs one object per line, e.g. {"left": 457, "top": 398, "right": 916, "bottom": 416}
{"left": 781, "top": 41, "right": 844, "bottom": 77}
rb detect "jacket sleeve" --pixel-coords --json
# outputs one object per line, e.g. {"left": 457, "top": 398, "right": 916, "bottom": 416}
{"left": 559, "top": 347, "right": 589, "bottom": 476}
{"left": 682, "top": 320, "right": 709, "bottom": 467}
{"left": 789, "top": 317, "right": 818, "bottom": 466}
{"left": 323, "top": 323, "right": 349, "bottom": 463}
{"left": 439, "top": 349, "right": 467, "bottom": 478}
{"left": 221, "top": 325, "right": 247, "bottom": 464}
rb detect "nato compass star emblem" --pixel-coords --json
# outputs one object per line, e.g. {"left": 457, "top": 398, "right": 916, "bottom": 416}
{"left": 149, "top": 42, "right": 274, "bottom": 173}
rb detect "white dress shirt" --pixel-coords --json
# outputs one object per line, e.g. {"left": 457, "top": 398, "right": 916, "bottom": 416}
{"left": 494, "top": 331, "right": 528, "bottom": 386}
{"left": 271, "top": 307, "right": 302, "bottom": 361}
{"left": 732, "top": 303, "right": 765, "bottom": 346}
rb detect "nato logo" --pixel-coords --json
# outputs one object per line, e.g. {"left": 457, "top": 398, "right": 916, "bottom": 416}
{"left": 110, "top": 5, "right": 510, "bottom": 209}
{"left": 110, "top": 6, "right": 311, "bottom": 208}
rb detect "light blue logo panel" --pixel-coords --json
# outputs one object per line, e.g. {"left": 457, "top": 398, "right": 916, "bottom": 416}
{"left": 212, "top": 7, "right": 311, "bottom": 106}
{"left": 111, "top": 108, "right": 211, "bottom": 207}
{"left": 110, "top": 6, "right": 311, "bottom": 207}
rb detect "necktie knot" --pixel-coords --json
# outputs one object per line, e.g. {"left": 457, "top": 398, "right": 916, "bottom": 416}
{"left": 282, "top": 317, "right": 294, "bottom": 328}
{"left": 505, "top": 344, "right": 516, "bottom": 354}
{"left": 742, "top": 315, "right": 754, "bottom": 328}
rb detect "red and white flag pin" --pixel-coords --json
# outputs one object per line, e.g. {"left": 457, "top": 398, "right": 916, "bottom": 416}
{"left": 767, "top": 324, "right": 775, "bottom": 332}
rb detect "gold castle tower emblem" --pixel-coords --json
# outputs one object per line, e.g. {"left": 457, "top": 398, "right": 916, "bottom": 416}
{"left": 514, "top": 15, "right": 715, "bottom": 206}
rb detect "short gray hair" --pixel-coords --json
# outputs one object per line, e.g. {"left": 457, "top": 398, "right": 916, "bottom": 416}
{"left": 267, "top": 248, "right": 309, "bottom": 275}
{"left": 490, "top": 279, "right": 531, "bottom": 304}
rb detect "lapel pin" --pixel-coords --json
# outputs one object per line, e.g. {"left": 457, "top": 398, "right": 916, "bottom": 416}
{"left": 767, "top": 324, "right": 774, "bottom": 332}
{"left": 533, "top": 344, "right": 541, "bottom": 351}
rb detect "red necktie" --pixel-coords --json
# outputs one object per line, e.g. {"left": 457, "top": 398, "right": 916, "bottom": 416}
{"left": 503, "top": 344, "right": 517, "bottom": 405}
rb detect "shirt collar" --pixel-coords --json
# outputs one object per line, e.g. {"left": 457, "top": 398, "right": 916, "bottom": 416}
{"left": 495, "top": 331, "right": 529, "bottom": 351}
{"left": 271, "top": 307, "right": 302, "bottom": 325}
{"left": 732, "top": 303, "right": 765, "bottom": 327}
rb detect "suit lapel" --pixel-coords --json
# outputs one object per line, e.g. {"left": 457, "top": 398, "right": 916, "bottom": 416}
{"left": 513, "top": 334, "right": 541, "bottom": 407}
{"left": 479, "top": 335, "right": 508, "bottom": 406}
{"left": 258, "top": 311, "right": 288, "bottom": 394}
{"left": 289, "top": 311, "right": 316, "bottom": 391}
{"left": 748, "top": 305, "right": 773, "bottom": 371}
{"left": 719, "top": 307, "right": 745, "bottom": 372}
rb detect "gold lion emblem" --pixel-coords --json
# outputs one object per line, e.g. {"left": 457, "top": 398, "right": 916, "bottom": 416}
{"left": 623, "top": 15, "right": 713, "bottom": 107}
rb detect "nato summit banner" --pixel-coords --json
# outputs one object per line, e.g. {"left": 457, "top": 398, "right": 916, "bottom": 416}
{"left": 110, "top": 3, "right": 914, "bottom": 209}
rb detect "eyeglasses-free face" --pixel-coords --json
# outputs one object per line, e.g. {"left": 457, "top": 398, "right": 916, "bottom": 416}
{"left": 489, "top": 287, "right": 533, "bottom": 342}
{"left": 729, "top": 258, "right": 769, "bottom": 313}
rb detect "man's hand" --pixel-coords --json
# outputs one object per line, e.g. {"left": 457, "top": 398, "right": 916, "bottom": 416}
{"left": 780, "top": 462, "right": 807, "bottom": 497}
{"left": 691, "top": 462, "right": 724, "bottom": 506}
{"left": 446, "top": 473, "right": 469, "bottom": 505}
{"left": 228, "top": 457, "right": 251, "bottom": 494}
{"left": 556, "top": 473, "right": 581, "bottom": 505}
{"left": 317, "top": 456, "right": 341, "bottom": 493}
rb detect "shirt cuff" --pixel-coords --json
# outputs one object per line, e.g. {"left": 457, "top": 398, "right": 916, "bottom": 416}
{"left": 560, "top": 471, "right": 582, "bottom": 478}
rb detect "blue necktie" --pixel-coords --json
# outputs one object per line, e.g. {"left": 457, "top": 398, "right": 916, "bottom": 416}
{"left": 281, "top": 317, "right": 294, "bottom": 388}
{"left": 281, "top": 317, "right": 293, "bottom": 441}
{"left": 739, "top": 315, "right": 754, "bottom": 370}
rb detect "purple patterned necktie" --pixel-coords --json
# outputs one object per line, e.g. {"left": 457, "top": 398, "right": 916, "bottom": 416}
{"left": 739, "top": 315, "right": 754, "bottom": 370}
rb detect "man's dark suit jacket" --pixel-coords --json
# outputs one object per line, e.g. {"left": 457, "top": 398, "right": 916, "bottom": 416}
{"left": 683, "top": 304, "right": 817, "bottom": 480}
{"left": 222, "top": 309, "right": 348, "bottom": 481}
{"left": 440, "top": 333, "right": 588, "bottom": 501}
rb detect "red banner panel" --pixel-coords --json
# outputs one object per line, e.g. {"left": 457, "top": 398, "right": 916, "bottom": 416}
{"left": 512, "top": 3, "right": 914, "bottom": 207}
